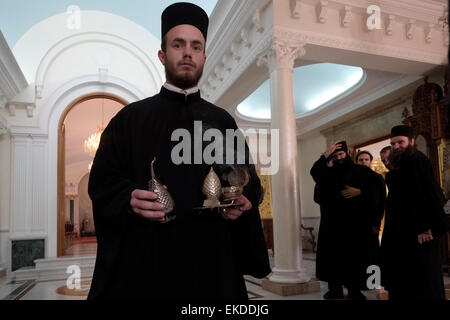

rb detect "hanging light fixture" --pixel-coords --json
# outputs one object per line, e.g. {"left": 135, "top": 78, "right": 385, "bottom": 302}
{"left": 84, "top": 97, "right": 105, "bottom": 157}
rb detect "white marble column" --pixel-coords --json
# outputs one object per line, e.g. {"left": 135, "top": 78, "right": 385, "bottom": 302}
{"left": 0, "top": 119, "right": 8, "bottom": 271}
{"left": 73, "top": 195, "right": 80, "bottom": 233}
{"left": 257, "top": 39, "right": 310, "bottom": 284}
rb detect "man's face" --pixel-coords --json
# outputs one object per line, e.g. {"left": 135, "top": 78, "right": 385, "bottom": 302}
{"left": 357, "top": 153, "right": 372, "bottom": 167}
{"left": 332, "top": 151, "right": 347, "bottom": 164}
{"left": 158, "top": 24, "right": 206, "bottom": 89}
{"left": 380, "top": 150, "right": 391, "bottom": 167}
{"left": 390, "top": 136, "right": 414, "bottom": 153}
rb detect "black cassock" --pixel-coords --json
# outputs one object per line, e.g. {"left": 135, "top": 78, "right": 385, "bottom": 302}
{"left": 87, "top": 87, "right": 271, "bottom": 300}
{"left": 380, "top": 150, "right": 449, "bottom": 300}
{"left": 311, "top": 156, "right": 382, "bottom": 288}
{"left": 366, "top": 170, "right": 386, "bottom": 270}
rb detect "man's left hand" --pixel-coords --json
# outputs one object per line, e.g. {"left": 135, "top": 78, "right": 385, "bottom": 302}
{"left": 418, "top": 229, "right": 433, "bottom": 244}
{"left": 341, "top": 185, "right": 361, "bottom": 199}
{"left": 221, "top": 195, "right": 252, "bottom": 220}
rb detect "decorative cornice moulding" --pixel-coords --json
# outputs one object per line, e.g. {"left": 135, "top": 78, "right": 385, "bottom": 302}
{"left": 317, "top": 0, "right": 329, "bottom": 24}
{"left": 202, "top": 28, "right": 273, "bottom": 102}
{"left": 274, "top": 26, "right": 446, "bottom": 65}
{"left": 310, "top": 0, "right": 446, "bottom": 24}
{"left": 341, "top": 5, "right": 353, "bottom": 28}
{"left": 9, "top": 125, "right": 48, "bottom": 139}
{"left": 5, "top": 101, "right": 36, "bottom": 118}
{"left": 203, "top": 0, "right": 271, "bottom": 83}
{"left": 290, "top": 0, "right": 302, "bottom": 19}
{"left": 0, "top": 31, "right": 27, "bottom": 99}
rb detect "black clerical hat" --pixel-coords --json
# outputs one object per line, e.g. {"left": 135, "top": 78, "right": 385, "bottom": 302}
{"left": 390, "top": 125, "right": 414, "bottom": 139}
{"left": 331, "top": 141, "right": 348, "bottom": 156}
{"left": 161, "top": 2, "right": 209, "bottom": 41}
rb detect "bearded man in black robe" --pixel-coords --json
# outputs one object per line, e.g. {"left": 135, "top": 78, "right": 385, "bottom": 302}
{"left": 311, "top": 141, "right": 380, "bottom": 300}
{"left": 380, "top": 125, "right": 449, "bottom": 300}
{"left": 87, "top": 2, "right": 271, "bottom": 300}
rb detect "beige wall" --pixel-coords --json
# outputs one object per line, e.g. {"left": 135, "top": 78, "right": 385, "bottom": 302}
{"left": 321, "top": 100, "right": 408, "bottom": 147}
{"left": 321, "top": 70, "right": 445, "bottom": 148}
{"left": 298, "top": 132, "right": 327, "bottom": 218}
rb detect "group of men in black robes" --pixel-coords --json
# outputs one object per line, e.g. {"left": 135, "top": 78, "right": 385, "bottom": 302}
{"left": 311, "top": 125, "right": 449, "bottom": 300}
{"left": 87, "top": 2, "right": 270, "bottom": 300}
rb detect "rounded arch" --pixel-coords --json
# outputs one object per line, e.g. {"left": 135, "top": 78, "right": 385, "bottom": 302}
{"left": 35, "top": 32, "right": 163, "bottom": 93}
{"left": 58, "top": 91, "right": 128, "bottom": 256}
{"left": 13, "top": 10, "right": 165, "bottom": 84}
{"left": 45, "top": 75, "right": 144, "bottom": 257}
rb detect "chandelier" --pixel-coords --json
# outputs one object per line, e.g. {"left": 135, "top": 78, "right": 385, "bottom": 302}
{"left": 83, "top": 127, "right": 103, "bottom": 156}
{"left": 84, "top": 97, "right": 105, "bottom": 158}
{"left": 439, "top": 8, "right": 449, "bottom": 31}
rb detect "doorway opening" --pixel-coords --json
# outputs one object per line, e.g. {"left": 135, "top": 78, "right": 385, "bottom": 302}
{"left": 57, "top": 93, "right": 127, "bottom": 257}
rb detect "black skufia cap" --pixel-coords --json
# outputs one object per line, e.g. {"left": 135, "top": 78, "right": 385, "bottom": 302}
{"left": 331, "top": 141, "right": 348, "bottom": 156}
{"left": 161, "top": 2, "right": 209, "bottom": 41}
{"left": 390, "top": 125, "right": 414, "bottom": 139}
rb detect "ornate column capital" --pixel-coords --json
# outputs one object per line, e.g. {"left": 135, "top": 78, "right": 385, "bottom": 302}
{"left": 257, "top": 38, "right": 306, "bottom": 72}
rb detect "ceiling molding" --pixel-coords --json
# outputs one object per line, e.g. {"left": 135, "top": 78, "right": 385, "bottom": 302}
{"left": 9, "top": 125, "right": 48, "bottom": 138}
{"left": 275, "top": 25, "right": 446, "bottom": 66}
{"left": 301, "top": 0, "right": 447, "bottom": 24}
{"left": 201, "top": 0, "right": 271, "bottom": 100}
{"left": 201, "top": 0, "right": 447, "bottom": 111}
{"left": 201, "top": 27, "right": 273, "bottom": 102}
{"left": 0, "top": 30, "right": 27, "bottom": 100}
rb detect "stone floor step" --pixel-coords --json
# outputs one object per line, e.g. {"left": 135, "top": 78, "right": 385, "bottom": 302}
{"left": 12, "top": 256, "right": 96, "bottom": 282}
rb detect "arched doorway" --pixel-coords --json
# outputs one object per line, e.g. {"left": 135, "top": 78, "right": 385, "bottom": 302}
{"left": 57, "top": 93, "right": 127, "bottom": 256}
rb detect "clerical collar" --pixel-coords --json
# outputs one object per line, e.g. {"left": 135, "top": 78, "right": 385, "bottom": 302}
{"left": 160, "top": 85, "right": 202, "bottom": 104}
{"left": 163, "top": 83, "right": 199, "bottom": 96}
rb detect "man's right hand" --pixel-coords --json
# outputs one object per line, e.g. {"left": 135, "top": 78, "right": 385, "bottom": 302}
{"left": 130, "top": 189, "right": 166, "bottom": 222}
{"left": 323, "top": 141, "right": 342, "bottom": 159}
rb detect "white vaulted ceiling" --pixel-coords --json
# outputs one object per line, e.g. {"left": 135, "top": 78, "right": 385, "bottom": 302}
{"left": 0, "top": 0, "right": 218, "bottom": 48}
{"left": 236, "top": 63, "right": 365, "bottom": 121}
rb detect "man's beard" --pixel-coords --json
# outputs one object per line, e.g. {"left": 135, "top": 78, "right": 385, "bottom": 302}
{"left": 165, "top": 60, "right": 204, "bottom": 90}
{"left": 388, "top": 144, "right": 416, "bottom": 169}
{"left": 333, "top": 156, "right": 352, "bottom": 167}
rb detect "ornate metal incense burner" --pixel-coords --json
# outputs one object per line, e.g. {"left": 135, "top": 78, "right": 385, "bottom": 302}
{"left": 148, "top": 157, "right": 175, "bottom": 222}
{"left": 195, "top": 166, "right": 250, "bottom": 210}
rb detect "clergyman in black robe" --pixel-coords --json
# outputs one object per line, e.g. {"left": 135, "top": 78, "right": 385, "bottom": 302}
{"left": 380, "top": 125, "right": 449, "bottom": 300}
{"left": 87, "top": 2, "right": 271, "bottom": 300}
{"left": 355, "top": 150, "right": 386, "bottom": 277}
{"left": 311, "top": 141, "right": 379, "bottom": 300}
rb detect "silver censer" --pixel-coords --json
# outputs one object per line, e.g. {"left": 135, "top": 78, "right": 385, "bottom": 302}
{"left": 148, "top": 158, "right": 175, "bottom": 223}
